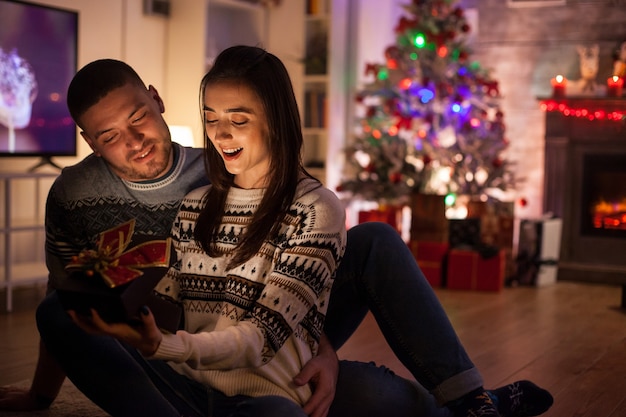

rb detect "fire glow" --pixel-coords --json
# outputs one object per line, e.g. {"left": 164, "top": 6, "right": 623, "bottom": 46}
{"left": 592, "top": 198, "right": 626, "bottom": 230}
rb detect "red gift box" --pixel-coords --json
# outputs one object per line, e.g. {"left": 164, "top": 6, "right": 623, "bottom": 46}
{"left": 410, "top": 193, "right": 449, "bottom": 243}
{"left": 446, "top": 249, "right": 505, "bottom": 291}
{"left": 359, "top": 206, "right": 403, "bottom": 234}
{"left": 409, "top": 240, "right": 449, "bottom": 287}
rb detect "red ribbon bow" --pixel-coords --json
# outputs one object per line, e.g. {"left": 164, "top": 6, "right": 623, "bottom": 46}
{"left": 66, "top": 219, "right": 171, "bottom": 288}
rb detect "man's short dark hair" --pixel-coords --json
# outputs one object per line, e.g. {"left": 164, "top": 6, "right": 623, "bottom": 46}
{"left": 67, "top": 59, "right": 146, "bottom": 126}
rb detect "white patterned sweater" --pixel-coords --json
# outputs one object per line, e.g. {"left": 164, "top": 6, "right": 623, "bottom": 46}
{"left": 152, "top": 178, "right": 346, "bottom": 406}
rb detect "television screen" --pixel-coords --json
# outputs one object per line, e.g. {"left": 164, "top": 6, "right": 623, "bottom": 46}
{"left": 0, "top": 0, "right": 78, "bottom": 161}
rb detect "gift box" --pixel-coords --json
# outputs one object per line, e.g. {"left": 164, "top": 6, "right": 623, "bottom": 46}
{"left": 466, "top": 199, "right": 514, "bottom": 219}
{"left": 358, "top": 206, "right": 403, "bottom": 234}
{"left": 448, "top": 218, "right": 481, "bottom": 248}
{"left": 446, "top": 248, "right": 505, "bottom": 291}
{"left": 512, "top": 217, "right": 562, "bottom": 287}
{"left": 480, "top": 213, "right": 515, "bottom": 251}
{"left": 463, "top": 200, "right": 515, "bottom": 278}
{"left": 466, "top": 199, "right": 515, "bottom": 251}
{"left": 409, "top": 240, "right": 449, "bottom": 287}
{"left": 55, "top": 220, "right": 182, "bottom": 333}
{"left": 410, "top": 193, "right": 449, "bottom": 243}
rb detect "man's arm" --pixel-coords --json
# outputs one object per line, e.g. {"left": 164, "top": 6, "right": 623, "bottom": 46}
{"left": 0, "top": 178, "right": 71, "bottom": 411}
{"left": 0, "top": 340, "right": 66, "bottom": 411}
{"left": 294, "top": 333, "right": 338, "bottom": 417}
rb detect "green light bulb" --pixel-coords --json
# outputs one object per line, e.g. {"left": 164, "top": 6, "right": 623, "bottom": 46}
{"left": 414, "top": 33, "right": 426, "bottom": 48}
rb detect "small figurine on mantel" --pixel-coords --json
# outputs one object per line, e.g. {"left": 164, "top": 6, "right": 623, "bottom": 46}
{"left": 613, "top": 41, "right": 626, "bottom": 78}
{"left": 575, "top": 44, "right": 600, "bottom": 94}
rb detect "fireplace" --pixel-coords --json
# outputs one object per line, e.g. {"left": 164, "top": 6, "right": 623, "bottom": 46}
{"left": 581, "top": 153, "right": 626, "bottom": 237}
{"left": 542, "top": 97, "right": 626, "bottom": 288}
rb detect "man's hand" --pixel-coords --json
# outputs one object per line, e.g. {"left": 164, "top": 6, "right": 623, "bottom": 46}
{"left": 294, "top": 334, "right": 338, "bottom": 417}
{"left": 0, "top": 386, "right": 46, "bottom": 411}
{"left": 0, "top": 341, "right": 65, "bottom": 411}
{"left": 68, "top": 307, "right": 162, "bottom": 356}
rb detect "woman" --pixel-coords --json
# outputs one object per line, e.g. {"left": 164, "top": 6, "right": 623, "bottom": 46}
{"left": 70, "top": 45, "right": 346, "bottom": 417}
{"left": 153, "top": 44, "right": 346, "bottom": 412}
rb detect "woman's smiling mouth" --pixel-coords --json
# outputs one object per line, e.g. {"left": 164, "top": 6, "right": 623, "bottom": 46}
{"left": 223, "top": 147, "right": 243, "bottom": 159}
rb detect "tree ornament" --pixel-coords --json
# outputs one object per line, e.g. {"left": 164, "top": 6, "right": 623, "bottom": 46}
{"left": 364, "top": 63, "right": 379, "bottom": 78}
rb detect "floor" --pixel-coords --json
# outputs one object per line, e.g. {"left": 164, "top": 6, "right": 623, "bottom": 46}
{"left": 2, "top": 280, "right": 626, "bottom": 416}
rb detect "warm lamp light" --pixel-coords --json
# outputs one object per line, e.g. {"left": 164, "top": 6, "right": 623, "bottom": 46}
{"left": 551, "top": 75, "right": 567, "bottom": 97}
{"left": 169, "top": 125, "right": 195, "bottom": 147}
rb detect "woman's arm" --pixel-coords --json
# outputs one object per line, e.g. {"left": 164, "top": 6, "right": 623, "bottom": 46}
{"left": 152, "top": 185, "right": 347, "bottom": 371}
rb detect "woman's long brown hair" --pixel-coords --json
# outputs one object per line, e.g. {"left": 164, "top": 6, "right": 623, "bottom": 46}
{"left": 194, "top": 45, "right": 317, "bottom": 268}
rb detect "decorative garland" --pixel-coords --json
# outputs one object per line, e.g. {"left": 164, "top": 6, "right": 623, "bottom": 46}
{"left": 539, "top": 99, "right": 626, "bottom": 122}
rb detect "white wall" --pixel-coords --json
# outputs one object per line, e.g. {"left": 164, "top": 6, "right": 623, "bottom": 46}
{"left": 354, "top": 0, "right": 403, "bottom": 87}
{"left": 163, "top": 0, "right": 207, "bottom": 143}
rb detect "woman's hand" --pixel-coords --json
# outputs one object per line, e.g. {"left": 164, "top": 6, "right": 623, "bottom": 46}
{"left": 68, "top": 306, "right": 163, "bottom": 356}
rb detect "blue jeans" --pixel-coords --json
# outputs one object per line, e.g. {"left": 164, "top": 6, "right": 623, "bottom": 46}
{"left": 326, "top": 222, "right": 482, "bottom": 405}
{"left": 38, "top": 292, "right": 449, "bottom": 417}
{"left": 37, "top": 222, "right": 474, "bottom": 416}
{"left": 37, "top": 292, "right": 309, "bottom": 417}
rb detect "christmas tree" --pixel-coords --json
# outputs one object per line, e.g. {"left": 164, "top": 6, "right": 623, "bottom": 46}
{"left": 337, "top": 0, "right": 519, "bottom": 207}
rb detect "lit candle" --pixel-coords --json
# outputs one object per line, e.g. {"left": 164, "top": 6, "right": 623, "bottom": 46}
{"left": 551, "top": 75, "right": 567, "bottom": 98}
{"left": 607, "top": 76, "right": 624, "bottom": 97}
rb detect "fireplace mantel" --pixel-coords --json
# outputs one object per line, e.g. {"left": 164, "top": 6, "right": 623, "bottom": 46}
{"left": 541, "top": 97, "right": 626, "bottom": 287}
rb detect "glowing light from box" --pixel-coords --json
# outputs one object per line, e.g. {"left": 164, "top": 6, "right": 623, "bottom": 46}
{"left": 169, "top": 125, "right": 195, "bottom": 147}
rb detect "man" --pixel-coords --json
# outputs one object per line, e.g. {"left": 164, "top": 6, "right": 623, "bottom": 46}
{"left": 0, "top": 59, "right": 552, "bottom": 417}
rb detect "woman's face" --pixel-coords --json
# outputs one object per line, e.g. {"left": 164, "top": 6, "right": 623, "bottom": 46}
{"left": 203, "top": 81, "right": 271, "bottom": 189}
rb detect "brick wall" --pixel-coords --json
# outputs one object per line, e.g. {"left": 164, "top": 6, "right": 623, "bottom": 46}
{"left": 458, "top": 0, "right": 626, "bottom": 218}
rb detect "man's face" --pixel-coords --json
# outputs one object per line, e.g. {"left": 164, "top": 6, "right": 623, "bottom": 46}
{"left": 79, "top": 84, "right": 174, "bottom": 182}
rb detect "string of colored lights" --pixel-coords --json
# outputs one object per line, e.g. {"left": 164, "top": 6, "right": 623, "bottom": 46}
{"left": 539, "top": 99, "right": 626, "bottom": 122}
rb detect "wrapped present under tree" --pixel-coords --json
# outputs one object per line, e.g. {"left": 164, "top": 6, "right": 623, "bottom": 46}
{"left": 447, "top": 248, "right": 505, "bottom": 291}
{"left": 410, "top": 193, "right": 449, "bottom": 243}
{"left": 409, "top": 240, "right": 449, "bottom": 287}
{"left": 358, "top": 205, "right": 404, "bottom": 235}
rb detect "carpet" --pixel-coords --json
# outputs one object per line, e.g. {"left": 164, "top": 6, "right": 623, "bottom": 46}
{"left": 0, "top": 380, "right": 108, "bottom": 417}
